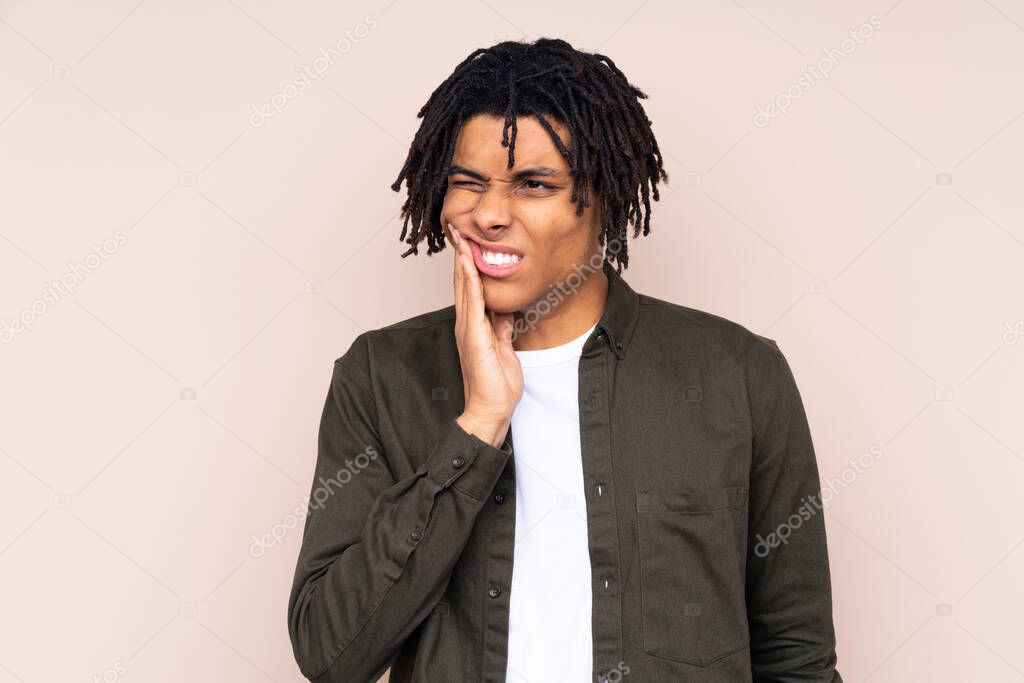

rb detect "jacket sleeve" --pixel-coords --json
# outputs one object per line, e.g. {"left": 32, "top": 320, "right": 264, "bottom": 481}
{"left": 743, "top": 336, "right": 843, "bottom": 683}
{"left": 287, "top": 341, "right": 513, "bottom": 682}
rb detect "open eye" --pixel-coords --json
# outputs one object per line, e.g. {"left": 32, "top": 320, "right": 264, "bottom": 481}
{"left": 523, "top": 179, "right": 553, "bottom": 190}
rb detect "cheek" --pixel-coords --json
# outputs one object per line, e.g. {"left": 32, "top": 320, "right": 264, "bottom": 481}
{"left": 442, "top": 191, "right": 477, "bottom": 218}
{"left": 532, "top": 209, "right": 589, "bottom": 249}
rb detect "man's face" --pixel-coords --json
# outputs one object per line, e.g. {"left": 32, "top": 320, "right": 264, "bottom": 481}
{"left": 441, "top": 114, "right": 601, "bottom": 314}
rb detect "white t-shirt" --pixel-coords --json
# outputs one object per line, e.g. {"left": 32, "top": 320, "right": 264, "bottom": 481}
{"left": 504, "top": 322, "right": 597, "bottom": 683}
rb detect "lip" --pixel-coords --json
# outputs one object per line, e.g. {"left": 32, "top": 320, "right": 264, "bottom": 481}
{"left": 463, "top": 235, "right": 525, "bottom": 279}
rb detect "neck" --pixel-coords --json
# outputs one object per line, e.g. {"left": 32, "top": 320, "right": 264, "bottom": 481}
{"left": 511, "top": 268, "right": 609, "bottom": 351}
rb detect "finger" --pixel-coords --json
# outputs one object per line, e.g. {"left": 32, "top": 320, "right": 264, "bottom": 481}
{"left": 451, "top": 224, "right": 465, "bottom": 331}
{"left": 453, "top": 226, "right": 478, "bottom": 333}
{"left": 459, "top": 233, "right": 486, "bottom": 336}
{"left": 450, "top": 224, "right": 458, "bottom": 290}
{"left": 452, "top": 225, "right": 493, "bottom": 390}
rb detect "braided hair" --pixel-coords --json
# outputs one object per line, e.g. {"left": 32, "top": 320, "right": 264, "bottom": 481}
{"left": 390, "top": 37, "right": 668, "bottom": 273}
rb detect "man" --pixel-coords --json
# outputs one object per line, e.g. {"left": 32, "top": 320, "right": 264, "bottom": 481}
{"left": 287, "top": 37, "right": 843, "bottom": 683}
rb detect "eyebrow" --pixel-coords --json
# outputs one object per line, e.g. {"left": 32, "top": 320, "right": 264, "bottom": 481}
{"left": 448, "top": 165, "right": 565, "bottom": 182}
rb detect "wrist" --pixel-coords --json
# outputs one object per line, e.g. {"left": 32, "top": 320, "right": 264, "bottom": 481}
{"left": 456, "top": 413, "right": 508, "bottom": 449}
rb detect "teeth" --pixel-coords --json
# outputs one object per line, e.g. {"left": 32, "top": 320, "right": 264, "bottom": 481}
{"left": 481, "top": 249, "right": 522, "bottom": 266}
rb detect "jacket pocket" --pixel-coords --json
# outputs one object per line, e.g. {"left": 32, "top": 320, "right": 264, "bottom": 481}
{"left": 636, "top": 486, "right": 750, "bottom": 666}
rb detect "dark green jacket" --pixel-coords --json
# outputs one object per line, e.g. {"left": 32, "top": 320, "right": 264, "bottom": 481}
{"left": 287, "top": 260, "right": 843, "bottom": 682}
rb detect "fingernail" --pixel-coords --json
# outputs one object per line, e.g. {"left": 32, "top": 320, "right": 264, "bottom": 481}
{"left": 449, "top": 224, "right": 460, "bottom": 245}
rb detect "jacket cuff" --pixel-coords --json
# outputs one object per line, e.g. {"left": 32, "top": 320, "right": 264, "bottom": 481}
{"left": 424, "top": 417, "right": 513, "bottom": 502}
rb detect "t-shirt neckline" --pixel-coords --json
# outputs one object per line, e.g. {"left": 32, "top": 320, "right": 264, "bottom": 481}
{"left": 513, "top": 322, "right": 598, "bottom": 368}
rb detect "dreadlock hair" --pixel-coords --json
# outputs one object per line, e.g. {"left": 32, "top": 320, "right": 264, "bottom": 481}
{"left": 389, "top": 37, "right": 668, "bottom": 273}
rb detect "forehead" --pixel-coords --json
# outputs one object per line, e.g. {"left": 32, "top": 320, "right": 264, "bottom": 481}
{"left": 451, "top": 114, "right": 570, "bottom": 174}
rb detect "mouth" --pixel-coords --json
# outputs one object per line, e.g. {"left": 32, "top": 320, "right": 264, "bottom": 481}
{"left": 462, "top": 235, "right": 525, "bottom": 279}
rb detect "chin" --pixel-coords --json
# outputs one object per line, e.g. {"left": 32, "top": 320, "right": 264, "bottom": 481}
{"left": 481, "top": 296, "right": 522, "bottom": 315}
{"left": 481, "top": 283, "right": 532, "bottom": 315}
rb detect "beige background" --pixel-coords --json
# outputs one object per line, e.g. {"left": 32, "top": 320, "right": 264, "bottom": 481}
{"left": 2, "top": 1, "right": 1023, "bottom": 681}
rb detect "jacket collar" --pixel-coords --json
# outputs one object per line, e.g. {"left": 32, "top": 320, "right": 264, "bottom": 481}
{"left": 593, "top": 260, "right": 640, "bottom": 360}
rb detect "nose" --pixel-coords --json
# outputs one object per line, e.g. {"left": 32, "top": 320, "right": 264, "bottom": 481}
{"left": 472, "top": 184, "right": 512, "bottom": 234}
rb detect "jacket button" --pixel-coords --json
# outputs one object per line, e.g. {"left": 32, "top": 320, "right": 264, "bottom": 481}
{"left": 493, "top": 492, "right": 505, "bottom": 505}
{"left": 452, "top": 456, "right": 465, "bottom": 468}
{"left": 487, "top": 584, "right": 501, "bottom": 599}
{"left": 410, "top": 529, "right": 422, "bottom": 541}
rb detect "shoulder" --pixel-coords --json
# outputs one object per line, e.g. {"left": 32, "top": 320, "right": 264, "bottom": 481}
{"left": 635, "top": 292, "right": 780, "bottom": 365}
{"left": 333, "top": 304, "right": 456, "bottom": 376}
{"left": 634, "top": 293, "right": 798, "bottom": 430}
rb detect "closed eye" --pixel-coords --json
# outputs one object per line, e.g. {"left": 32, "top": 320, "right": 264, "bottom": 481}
{"left": 448, "top": 178, "right": 557, "bottom": 192}
{"left": 450, "top": 180, "right": 484, "bottom": 192}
